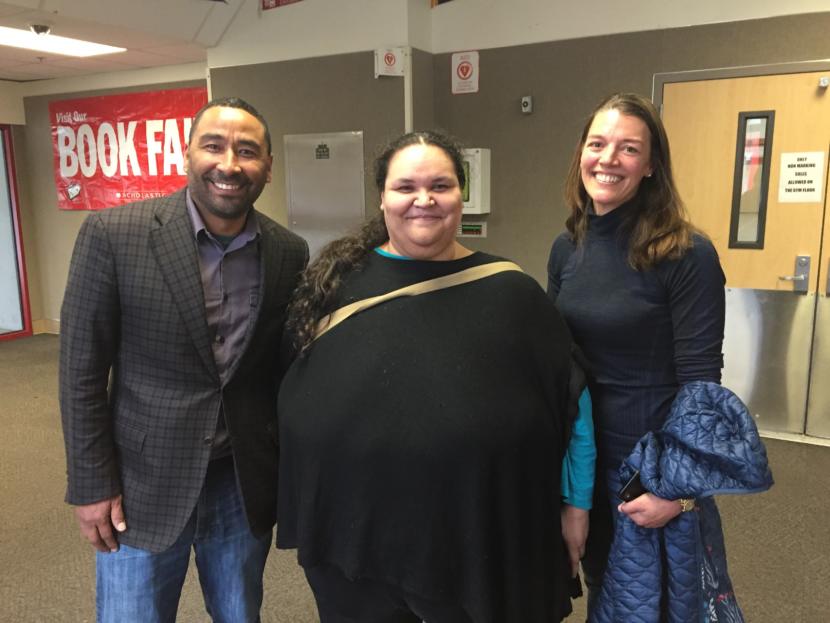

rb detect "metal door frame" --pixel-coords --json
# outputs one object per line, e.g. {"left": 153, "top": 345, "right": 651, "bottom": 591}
{"left": 653, "top": 59, "right": 830, "bottom": 108}
{"left": 653, "top": 60, "right": 830, "bottom": 448}
{"left": 0, "top": 125, "right": 31, "bottom": 341}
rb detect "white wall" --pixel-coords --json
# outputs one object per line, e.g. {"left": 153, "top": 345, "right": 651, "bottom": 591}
{"left": 210, "top": 0, "right": 412, "bottom": 68}
{"left": 4, "top": 0, "right": 830, "bottom": 121}
{"left": 0, "top": 64, "right": 204, "bottom": 127}
{"left": 428, "top": 0, "right": 830, "bottom": 53}
{"left": 209, "top": 0, "right": 830, "bottom": 66}
{"left": 406, "top": 0, "right": 433, "bottom": 53}
{"left": 18, "top": 63, "right": 206, "bottom": 98}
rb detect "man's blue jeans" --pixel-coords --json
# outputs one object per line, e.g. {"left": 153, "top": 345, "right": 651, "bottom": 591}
{"left": 95, "top": 455, "right": 272, "bottom": 623}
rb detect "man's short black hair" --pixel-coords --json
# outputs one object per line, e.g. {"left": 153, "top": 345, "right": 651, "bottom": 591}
{"left": 189, "top": 97, "right": 272, "bottom": 155}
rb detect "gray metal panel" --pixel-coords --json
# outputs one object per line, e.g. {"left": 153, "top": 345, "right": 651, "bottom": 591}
{"left": 284, "top": 131, "right": 366, "bottom": 259}
{"left": 722, "top": 288, "right": 812, "bottom": 434}
{"left": 807, "top": 295, "right": 830, "bottom": 438}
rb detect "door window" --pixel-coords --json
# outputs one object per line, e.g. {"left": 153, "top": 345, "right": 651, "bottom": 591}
{"left": 729, "top": 111, "right": 774, "bottom": 248}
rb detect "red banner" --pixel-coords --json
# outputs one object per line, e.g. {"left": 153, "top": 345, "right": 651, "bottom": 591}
{"left": 49, "top": 87, "right": 207, "bottom": 210}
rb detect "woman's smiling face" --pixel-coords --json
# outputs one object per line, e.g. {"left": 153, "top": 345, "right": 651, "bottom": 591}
{"left": 580, "top": 108, "right": 653, "bottom": 215}
{"left": 380, "top": 143, "right": 463, "bottom": 260}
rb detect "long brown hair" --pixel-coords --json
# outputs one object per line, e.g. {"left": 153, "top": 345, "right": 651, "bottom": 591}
{"left": 286, "top": 130, "right": 466, "bottom": 353}
{"left": 563, "top": 92, "right": 696, "bottom": 270}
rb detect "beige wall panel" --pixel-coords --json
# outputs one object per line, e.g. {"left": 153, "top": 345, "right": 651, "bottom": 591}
{"left": 412, "top": 48, "right": 435, "bottom": 132}
{"left": 209, "top": 52, "right": 405, "bottom": 225}
{"left": 432, "top": 31, "right": 664, "bottom": 284}
{"left": 656, "top": 16, "right": 830, "bottom": 71}
{"left": 433, "top": 12, "right": 830, "bottom": 286}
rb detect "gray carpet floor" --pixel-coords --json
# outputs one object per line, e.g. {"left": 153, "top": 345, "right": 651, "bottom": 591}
{"left": 1, "top": 334, "right": 827, "bottom": 622}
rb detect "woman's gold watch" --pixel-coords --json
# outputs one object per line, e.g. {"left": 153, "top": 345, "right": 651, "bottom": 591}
{"left": 678, "top": 498, "right": 696, "bottom": 512}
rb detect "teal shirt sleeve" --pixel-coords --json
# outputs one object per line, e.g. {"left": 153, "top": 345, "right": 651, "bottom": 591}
{"left": 561, "top": 387, "right": 596, "bottom": 509}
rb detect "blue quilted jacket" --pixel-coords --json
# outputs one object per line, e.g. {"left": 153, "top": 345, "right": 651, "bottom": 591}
{"left": 591, "top": 381, "right": 774, "bottom": 623}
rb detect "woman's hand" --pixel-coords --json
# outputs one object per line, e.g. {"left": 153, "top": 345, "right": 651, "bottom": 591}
{"left": 618, "top": 492, "right": 682, "bottom": 528}
{"left": 561, "top": 504, "right": 589, "bottom": 577}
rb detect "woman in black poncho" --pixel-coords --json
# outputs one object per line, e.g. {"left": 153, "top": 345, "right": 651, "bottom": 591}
{"left": 277, "top": 130, "right": 595, "bottom": 622}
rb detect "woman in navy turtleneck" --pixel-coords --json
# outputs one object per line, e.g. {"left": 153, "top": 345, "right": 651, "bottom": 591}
{"left": 547, "top": 92, "right": 726, "bottom": 617}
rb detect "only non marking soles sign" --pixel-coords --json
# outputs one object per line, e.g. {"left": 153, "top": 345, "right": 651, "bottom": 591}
{"left": 779, "top": 151, "right": 825, "bottom": 203}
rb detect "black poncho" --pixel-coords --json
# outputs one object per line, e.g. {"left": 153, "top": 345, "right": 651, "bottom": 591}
{"left": 278, "top": 251, "right": 577, "bottom": 622}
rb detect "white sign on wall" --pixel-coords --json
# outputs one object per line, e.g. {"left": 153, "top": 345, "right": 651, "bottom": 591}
{"left": 374, "top": 47, "right": 406, "bottom": 78}
{"left": 451, "top": 51, "right": 479, "bottom": 94}
{"left": 779, "top": 151, "right": 825, "bottom": 203}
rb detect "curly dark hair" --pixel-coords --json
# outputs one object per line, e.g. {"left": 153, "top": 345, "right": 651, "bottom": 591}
{"left": 563, "top": 92, "right": 696, "bottom": 270}
{"left": 373, "top": 130, "right": 466, "bottom": 192}
{"left": 286, "top": 130, "right": 466, "bottom": 354}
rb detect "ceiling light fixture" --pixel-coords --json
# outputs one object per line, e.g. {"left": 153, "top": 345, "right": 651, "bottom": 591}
{"left": 0, "top": 25, "right": 126, "bottom": 57}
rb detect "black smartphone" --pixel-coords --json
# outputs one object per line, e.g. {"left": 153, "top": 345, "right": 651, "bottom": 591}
{"left": 618, "top": 470, "right": 648, "bottom": 502}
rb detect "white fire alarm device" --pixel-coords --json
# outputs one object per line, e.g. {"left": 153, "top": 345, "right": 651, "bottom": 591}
{"left": 461, "top": 148, "right": 491, "bottom": 214}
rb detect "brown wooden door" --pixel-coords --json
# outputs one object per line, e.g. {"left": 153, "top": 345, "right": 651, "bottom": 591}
{"left": 662, "top": 72, "right": 830, "bottom": 438}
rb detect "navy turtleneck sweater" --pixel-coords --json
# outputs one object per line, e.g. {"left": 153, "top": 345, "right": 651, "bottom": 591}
{"left": 547, "top": 201, "right": 725, "bottom": 468}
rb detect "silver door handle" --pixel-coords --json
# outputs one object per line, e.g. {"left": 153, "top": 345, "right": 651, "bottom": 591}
{"left": 780, "top": 255, "right": 810, "bottom": 294}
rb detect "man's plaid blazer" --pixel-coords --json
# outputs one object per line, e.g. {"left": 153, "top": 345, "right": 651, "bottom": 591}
{"left": 59, "top": 188, "right": 308, "bottom": 553}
